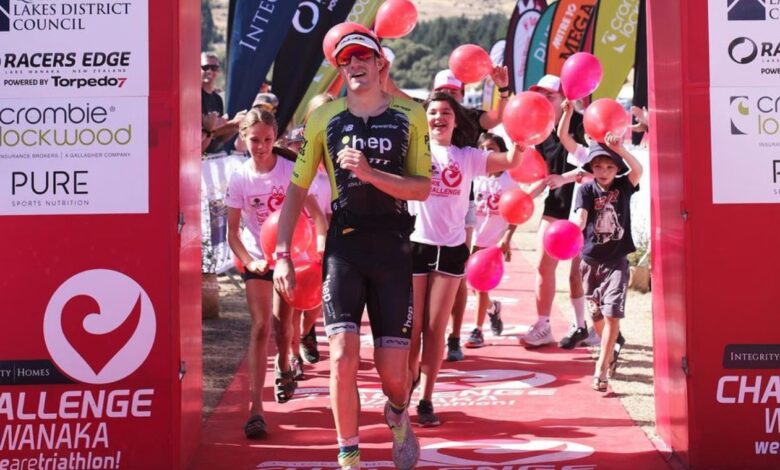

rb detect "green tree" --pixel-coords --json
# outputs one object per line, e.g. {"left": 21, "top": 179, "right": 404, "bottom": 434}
{"left": 201, "top": 0, "right": 221, "bottom": 52}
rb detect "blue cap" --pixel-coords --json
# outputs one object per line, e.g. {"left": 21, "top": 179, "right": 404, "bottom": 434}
{"left": 583, "top": 141, "right": 629, "bottom": 176}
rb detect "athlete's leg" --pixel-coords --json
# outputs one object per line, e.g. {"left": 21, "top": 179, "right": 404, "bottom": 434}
{"left": 329, "top": 332, "right": 362, "bottom": 464}
{"left": 245, "top": 279, "right": 273, "bottom": 416}
{"left": 535, "top": 217, "right": 560, "bottom": 319}
{"left": 290, "top": 309, "right": 303, "bottom": 360}
{"left": 408, "top": 275, "right": 428, "bottom": 382}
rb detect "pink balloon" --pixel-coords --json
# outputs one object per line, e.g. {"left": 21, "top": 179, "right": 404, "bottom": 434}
{"left": 449, "top": 44, "right": 493, "bottom": 84}
{"left": 465, "top": 247, "right": 505, "bottom": 292}
{"left": 375, "top": 0, "right": 418, "bottom": 39}
{"left": 560, "top": 52, "right": 603, "bottom": 100}
{"left": 502, "top": 92, "right": 555, "bottom": 146}
{"left": 543, "top": 220, "right": 584, "bottom": 261}
{"left": 583, "top": 98, "right": 630, "bottom": 142}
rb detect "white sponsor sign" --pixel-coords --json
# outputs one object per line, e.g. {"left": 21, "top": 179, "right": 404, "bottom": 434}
{"left": 709, "top": 87, "right": 780, "bottom": 204}
{"left": 708, "top": 1, "right": 780, "bottom": 88}
{"left": 0, "top": 0, "right": 149, "bottom": 98}
{"left": 0, "top": 96, "right": 149, "bottom": 214}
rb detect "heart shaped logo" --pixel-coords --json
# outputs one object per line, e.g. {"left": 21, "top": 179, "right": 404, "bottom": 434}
{"left": 267, "top": 185, "right": 285, "bottom": 212}
{"left": 441, "top": 161, "right": 463, "bottom": 188}
{"left": 487, "top": 190, "right": 501, "bottom": 211}
{"left": 44, "top": 269, "right": 156, "bottom": 384}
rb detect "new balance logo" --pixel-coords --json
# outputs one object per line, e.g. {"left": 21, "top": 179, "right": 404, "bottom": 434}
{"left": 0, "top": 0, "right": 11, "bottom": 32}
{"left": 727, "top": 0, "right": 767, "bottom": 21}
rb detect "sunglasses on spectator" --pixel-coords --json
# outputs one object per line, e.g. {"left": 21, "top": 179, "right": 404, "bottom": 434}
{"left": 201, "top": 64, "right": 219, "bottom": 71}
{"left": 336, "top": 47, "right": 376, "bottom": 67}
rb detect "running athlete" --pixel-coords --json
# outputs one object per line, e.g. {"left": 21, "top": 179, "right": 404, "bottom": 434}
{"left": 408, "top": 93, "right": 522, "bottom": 427}
{"left": 273, "top": 28, "right": 431, "bottom": 470}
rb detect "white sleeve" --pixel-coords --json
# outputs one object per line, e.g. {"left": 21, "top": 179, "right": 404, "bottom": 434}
{"left": 469, "top": 147, "right": 490, "bottom": 179}
{"left": 567, "top": 144, "right": 589, "bottom": 167}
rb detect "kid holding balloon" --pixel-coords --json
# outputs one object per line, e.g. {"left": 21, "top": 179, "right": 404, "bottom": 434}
{"left": 571, "top": 134, "right": 643, "bottom": 392}
{"left": 226, "top": 109, "right": 327, "bottom": 439}
{"left": 464, "top": 133, "right": 518, "bottom": 348}
{"left": 408, "top": 93, "right": 523, "bottom": 427}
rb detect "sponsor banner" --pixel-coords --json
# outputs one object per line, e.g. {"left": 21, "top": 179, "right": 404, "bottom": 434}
{"left": 591, "top": 0, "right": 640, "bottom": 100}
{"left": 544, "top": 0, "right": 596, "bottom": 78}
{"left": 723, "top": 344, "right": 780, "bottom": 369}
{"left": 257, "top": 439, "right": 595, "bottom": 469}
{"left": 225, "top": 0, "right": 300, "bottom": 117}
{"left": 0, "top": 269, "right": 167, "bottom": 468}
{"left": 524, "top": 1, "right": 558, "bottom": 91}
{"left": 289, "top": 0, "right": 382, "bottom": 127}
{"left": 709, "top": 87, "right": 780, "bottom": 204}
{"left": 709, "top": 0, "right": 780, "bottom": 87}
{"left": 272, "top": 0, "right": 357, "bottom": 133}
{"left": 505, "top": 8, "right": 541, "bottom": 94}
{"left": 0, "top": 0, "right": 148, "bottom": 98}
{"left": 0, "top": 96, "right": 149, "bottom": 215}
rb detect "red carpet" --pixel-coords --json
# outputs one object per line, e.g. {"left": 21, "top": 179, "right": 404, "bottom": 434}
{"left": 192, "top": 250, "right": 670, "bottom": 470}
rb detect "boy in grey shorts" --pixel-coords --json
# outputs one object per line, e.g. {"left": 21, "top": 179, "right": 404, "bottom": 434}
{"left": 572, "top": 134, "right": 643, "bottom": 392}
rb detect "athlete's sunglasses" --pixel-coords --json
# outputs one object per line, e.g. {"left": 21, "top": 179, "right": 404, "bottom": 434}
{"left": 201, "top": 64, "right": 219, "bottom": 72}
{"left": 336, "top": 46, "right": 376, "bottom": 67}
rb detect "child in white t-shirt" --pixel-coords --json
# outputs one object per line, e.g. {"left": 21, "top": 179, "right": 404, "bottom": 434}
{"left": 225, "top": 110, "right": 326, "bottom": 439}
{"left": 408, "top": 93, "right": 523, "bottom": 427}
{"left": 464, "top": 133, "right": 519, "bottom": 349}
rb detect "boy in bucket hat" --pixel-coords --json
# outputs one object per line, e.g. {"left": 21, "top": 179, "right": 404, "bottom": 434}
{"left": 571, "top": 133, "right": 643, "bottom": 393}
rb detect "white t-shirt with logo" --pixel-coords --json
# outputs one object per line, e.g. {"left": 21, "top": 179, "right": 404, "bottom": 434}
{"left": 225, "top": 156, "right": 295, "bottom": 259}
{"left": 410, "top": 144, "right": 488, "bottom": 247}
{"left": 473, "top": 171, "right": 517, "bottom": 248}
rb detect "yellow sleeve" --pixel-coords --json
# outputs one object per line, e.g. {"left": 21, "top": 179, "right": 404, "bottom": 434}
{"left": 404, "top": 100, "right": 432, "bottom": 178}
{"left": 291, "top": 107, "right": 326, "bottom": 189}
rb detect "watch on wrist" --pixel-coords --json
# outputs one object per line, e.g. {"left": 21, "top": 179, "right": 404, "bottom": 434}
{"left": 273, "top": 251, "right": 291, "bottom": 261}
{"left": 498, "top": 86, "right": 510, "bottom": 94}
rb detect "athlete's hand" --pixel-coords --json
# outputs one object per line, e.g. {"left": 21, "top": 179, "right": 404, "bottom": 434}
{"left": 273, "top": 258, "right": 295, "bottom": 302}
{"left": 498, "top": 236, "right": 512, "bottom": 262}
{"left": 337, "top": 147, "right": 373, "bottom": 181}
{"left": 630, "top": 105, "right": 649, "bottom": 133}
{"left": 246, "top": 258, "right": 269, "bottom": 275}
{"left": 604, "top": 132, "right": 623, "bottom": 149}
{"left": 491, "top": 65, "right": 509, "bottom": 89}
{"left": 561, "top": 99, "right": 574, "bottom": 115}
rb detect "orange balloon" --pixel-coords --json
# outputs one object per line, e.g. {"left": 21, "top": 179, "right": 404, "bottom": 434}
{"left": 288, "top": 261, "right": 323, "bottom": 311}
{"left": 583, "top": 98, "right": 630, "bottom": 142}
{"left": 259, "top": 211, "right": 313, "bottom": 267}
{"left": 502, "top": 92, "right": 555, "bottom": 146}
{"left": 322, "top": 22, "right": 373, "bottom": 67}
{"left": 498, "top": 188, "right": 534, "bottom": 225}
{"left": 508, "top": 147, "right": 548, "bottom": 183}
{"left": 448, "top": 44, "right": 493, "bottom": 84}
{"left": 375, "top": 0, "right": 418, "bottom": 39}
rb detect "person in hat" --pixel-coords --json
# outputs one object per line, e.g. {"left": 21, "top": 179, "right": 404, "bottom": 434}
{"left": 273, "top": 27, "right": 431, "bottom": 470}
{"left": 571, "top": 133, "right": 642, "bottom": 392}
{"left": 253, "top": 92, "right": 279, "bottom": 114}
{"left": 517, "top": 74, "right": 593, "bottom": 350}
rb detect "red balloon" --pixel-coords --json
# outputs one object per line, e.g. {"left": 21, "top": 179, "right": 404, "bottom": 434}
{"left": 375, "top": 0, "right": 418, "bottom": 39}
{"left": 583, "top": 98, "right": 630, "bottom": 142}
{"left": 323, "top": 22, "right": 373, "bottom": 67}
{"left": 561, "top": 52, "right": 603, "bottom": 100}
{"left": 466, "top": 247, "right": 504, "bottom": 292}
{"left": 288, "top": 262, "right": 323, "bottom": 311}
{"left": 498, "top": 188, "right": 534, "bottom": 225}
{"left": 259, "top": 211, "right": 313, "bottom": 267}
{"left": 508, "top": 147, "right": 548, "bottom": 183}
{"left": 502, "top": 92, "right": 555, "bottom": 146}
{"left": 448, "top": 44, "right": 493, "bottom": 84}
{"left": 543, "top": 220, "right": 584, "bottom": 261}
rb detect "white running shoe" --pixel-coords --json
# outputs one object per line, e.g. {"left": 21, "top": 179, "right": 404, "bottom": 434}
{"left": 520, "top": 321, "right": 554, "bottom": 347}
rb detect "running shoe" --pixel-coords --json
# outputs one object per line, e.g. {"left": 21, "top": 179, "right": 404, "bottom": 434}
{"left": 384, "top": 401, "right": 420, "bottom": 469}
{"left": 487, "top": 300, "right": 503, "bottom": 336}
{"left": 445, "top": 336, "right": 464, "bottom": 361}
{"left": 519, "top": 321, "right": 554, "bottom": 347}
{"left": 464, "top": 328, "right": 485, "bottom": 348}
{"left": 300, "top": 326, "right": 320, "bottom": 364}
{"left": 558, "top": 324, "right": 589, "bottom": 349}
{"left": 416, "top": 399, "right": 440, "bottom": 427}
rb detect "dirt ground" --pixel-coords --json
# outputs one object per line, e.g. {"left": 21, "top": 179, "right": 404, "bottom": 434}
{"left": 202, "top": 202, "right": 657, "bottom": 440}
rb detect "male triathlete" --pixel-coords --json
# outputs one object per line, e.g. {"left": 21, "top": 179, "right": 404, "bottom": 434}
{"left": 273, "top": 28, "right": 431, "bottom": 470}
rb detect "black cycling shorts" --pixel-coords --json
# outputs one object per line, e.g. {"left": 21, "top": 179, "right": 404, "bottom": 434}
{"left": 411, "top": 242, "right": 470, "bottom": 277}
{"left": 321, "top": 230, "right": 414, "bottom": 349}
